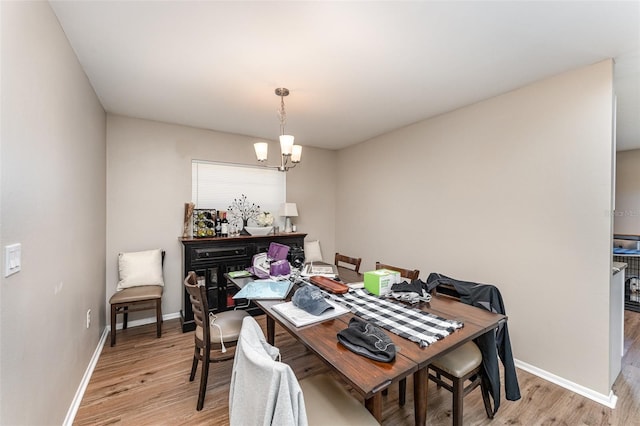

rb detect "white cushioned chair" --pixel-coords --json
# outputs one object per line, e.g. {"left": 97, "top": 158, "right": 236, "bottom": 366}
{"left": 109, "top": 249, "right": 165, "bottom": 347}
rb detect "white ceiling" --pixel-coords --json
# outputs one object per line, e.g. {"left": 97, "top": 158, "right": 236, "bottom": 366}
{"left": 49, "top": 1, "right": 640, "bottom": 151}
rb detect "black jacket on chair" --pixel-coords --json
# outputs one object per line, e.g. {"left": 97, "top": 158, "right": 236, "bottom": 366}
{"left": 425, "top": 273, "right": 521, "bottom": 415}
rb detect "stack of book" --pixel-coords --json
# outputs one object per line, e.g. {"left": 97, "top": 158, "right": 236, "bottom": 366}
{"left": 300, "top": 262, "right": 338, "bottom": 278}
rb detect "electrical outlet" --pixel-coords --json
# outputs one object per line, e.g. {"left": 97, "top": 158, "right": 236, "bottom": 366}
{"left": 86, "top": 309, "right": 91, "bottom": 329}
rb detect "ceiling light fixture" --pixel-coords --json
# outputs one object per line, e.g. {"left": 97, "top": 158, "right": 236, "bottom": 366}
{"left": 254, "top": 88, "right": 302, "bottom": 172}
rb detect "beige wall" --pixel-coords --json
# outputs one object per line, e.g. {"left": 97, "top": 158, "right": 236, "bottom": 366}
{"left": 336, "top": 61, "right": 615, "bottom": 395}
{"left": 614, "top": 149, "right": 640, "bottom": 234}
{"left": 106, "top": 115, "right": 336, "bottom": 321}
{"left": 0, "top": 2, "right": 107, "bottom": 425}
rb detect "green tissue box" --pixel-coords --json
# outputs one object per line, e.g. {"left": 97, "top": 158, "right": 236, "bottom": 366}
{"left": 364, "top": 269, "right": 401, "bottom": 296}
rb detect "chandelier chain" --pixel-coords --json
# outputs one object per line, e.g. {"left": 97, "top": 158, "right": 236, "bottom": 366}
{"left": 278, "top": 94, "right": 287, "bottom": 135}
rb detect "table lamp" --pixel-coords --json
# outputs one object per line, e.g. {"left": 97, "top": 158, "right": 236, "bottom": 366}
{"left": 279, "top": 202, "right": 298, "bottom": 233}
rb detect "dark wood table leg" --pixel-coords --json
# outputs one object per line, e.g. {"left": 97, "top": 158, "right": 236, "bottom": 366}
{"left": 365, "top": 393, "right": 383, "bottom": 423}
{"left": 266, "top": 316, "right": 275, "bottom": 345}
{"left": 413, "top": 367, "right": 428, "bottom": 426}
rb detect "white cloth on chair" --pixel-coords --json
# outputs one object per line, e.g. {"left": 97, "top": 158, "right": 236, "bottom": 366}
{"left": 229, "top": 317, "right": 307, "bottom": 426}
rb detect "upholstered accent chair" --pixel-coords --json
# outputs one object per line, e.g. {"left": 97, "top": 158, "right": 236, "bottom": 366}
{"left": 109, "top": 249, "right": 165, "bottom": 347}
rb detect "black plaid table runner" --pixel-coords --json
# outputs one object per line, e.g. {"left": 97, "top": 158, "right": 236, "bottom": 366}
{"left": 327, "top": 289, "right": 464, "bottom": 348}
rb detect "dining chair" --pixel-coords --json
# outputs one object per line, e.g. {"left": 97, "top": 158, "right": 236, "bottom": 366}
{"left": 375, "top": 261, "right": 420, "bottom": 281}
{"left": 334, "top": 252, "right": 362, "bottom": 273}
{"left": 408, "top": 283, "right": 493, "bottom": 425}
{"left": 109, "top": 249, "right": 165, "bottom": 347}
{"left": 184, "top": 271, "right": 250, "bottom": 411}
{"left": 375, "top": 261, "right": 420, "bottom": 404}
{"left": 428, "top": 341, "right": 493, "bottom": 426}
{"left": 229, "top": 316, "right": 378, "bottom": 425}
{"left": 425, "top": 272, "right": 521, "bottom": 418}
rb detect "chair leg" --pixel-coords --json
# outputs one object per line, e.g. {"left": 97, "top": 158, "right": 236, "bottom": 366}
{"left": 156, "top": 299, "right": 162, "bottom": 338}
{"left": 123, "top": 307, "right": 128, "bottom": 330}
{"left": 452, "top": 377, "right": 464, "bottom": 426}
{"left": 480, "top": 378, "right": 494, "bottom": 419}
{"left": 110, "top": 304, "right": 117, "bottom": 347}
{"left": 197, "top": 351, "right": 210, "bottom": 411}
{"left": 190, "top": 347, "right": 199, "bottom": 382}
{"left": 399, "top": 378, "right": 406, "bottom": 406}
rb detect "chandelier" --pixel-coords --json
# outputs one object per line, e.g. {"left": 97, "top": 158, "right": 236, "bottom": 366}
{"left": 253, "top": 88, "right": 302, "bottom": 172}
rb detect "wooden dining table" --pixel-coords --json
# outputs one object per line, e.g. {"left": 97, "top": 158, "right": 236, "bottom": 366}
{"left": 226, "top": 267, "right": 505, "bottom": 426}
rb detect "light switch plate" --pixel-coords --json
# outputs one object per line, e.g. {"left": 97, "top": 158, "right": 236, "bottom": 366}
{"left": 5, "top": 243, "right": 21, "bottom": 277}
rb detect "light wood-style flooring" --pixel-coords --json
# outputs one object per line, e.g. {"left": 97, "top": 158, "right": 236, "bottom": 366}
{"left": 74, "top": 311, "right": 640, "bottom": 425}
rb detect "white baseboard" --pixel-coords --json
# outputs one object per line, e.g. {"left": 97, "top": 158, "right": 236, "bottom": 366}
{"left": 63, "top": 326, "right": 109, "bottom": 426}
{"left": 514, "top": 359, "right": 618, "bottom": 408}
{"left": 111, "top": 311, "right": 181, "bottom": 330}
{"left": 64, "top": 312, "right": 181, "bottom": 425}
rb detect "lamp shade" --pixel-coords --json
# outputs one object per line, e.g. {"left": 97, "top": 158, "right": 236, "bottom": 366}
{"left": 291, "top": 145, "right": 302, "bottom": 163}
{"left": 279, "top": 202, "right": 298, "bottom": 217}
{"left": 280, "top": 135, "right": 294, "bottom": 155}
{"left": 254, "top": 142, "right": 268, "bottom": 161}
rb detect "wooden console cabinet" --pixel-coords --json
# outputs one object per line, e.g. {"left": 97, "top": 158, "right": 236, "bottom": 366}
{"left": 180, "top": 233, "right": 306, "bottom": 332}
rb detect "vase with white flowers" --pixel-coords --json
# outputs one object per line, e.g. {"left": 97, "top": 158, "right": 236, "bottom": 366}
{"left": 256, "top": 212, "right": 274, "bottom": 227}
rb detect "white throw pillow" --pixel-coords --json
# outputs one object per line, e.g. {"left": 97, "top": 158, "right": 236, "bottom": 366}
{"left": 117, "top": 249, "right": 164, "bottom": 290}
{"left": 304, "top": 240, "right": 323, "bottom": 263}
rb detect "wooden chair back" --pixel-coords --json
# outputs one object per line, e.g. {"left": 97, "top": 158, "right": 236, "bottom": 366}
{"left": 184, "top": 271, "right": 209, "bottom": 347}
{"left": 432, "top": 282, "right": 461, "bottom": 299}
{"left": 335, "top": 252, "right": 362, "bottom": 273}
{"left": 375, "top": 262, "right": 420, "bottom": 281}
{"left": 184, "top": 271, "right": 249, "bottom": 411}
